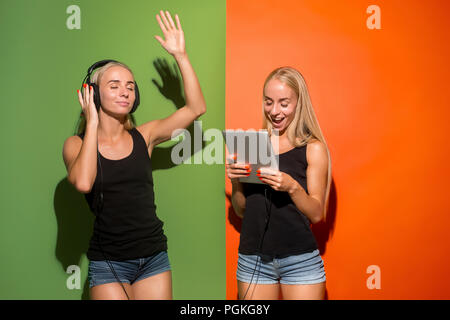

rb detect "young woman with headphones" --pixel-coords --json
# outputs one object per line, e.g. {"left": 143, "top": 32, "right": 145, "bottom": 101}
{"left": 62, "top": 10, "right": 206, "bottom": 300}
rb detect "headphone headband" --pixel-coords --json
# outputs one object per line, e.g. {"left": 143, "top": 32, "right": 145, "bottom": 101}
{"left": 86, "top": 59, "right": 118, "bottom": 80}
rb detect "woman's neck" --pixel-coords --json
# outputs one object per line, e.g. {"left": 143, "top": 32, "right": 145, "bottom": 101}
{"left": 98, "top": 112, "right": 128, "bottom": 143}
{"left": 270, "top": 130, "right": 294, "bottom": 154}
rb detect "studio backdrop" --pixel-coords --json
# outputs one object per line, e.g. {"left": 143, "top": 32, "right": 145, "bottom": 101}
{"left": 1, "top": 0, "right": 449, "bottom": 300}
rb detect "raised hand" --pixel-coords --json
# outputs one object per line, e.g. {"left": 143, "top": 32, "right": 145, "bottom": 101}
{"left": 154, "top": 10, "right": 185, "bottom": 58}
{"left": 77, "top": 84, "right": 98, "bottom": 127}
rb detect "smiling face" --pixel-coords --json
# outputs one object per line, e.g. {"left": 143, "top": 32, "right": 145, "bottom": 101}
{"left": 263, "top": 78, "right": 298, "bottom": 134}
{"left": 98, "top": 66, "right": 136, "bottom": 115}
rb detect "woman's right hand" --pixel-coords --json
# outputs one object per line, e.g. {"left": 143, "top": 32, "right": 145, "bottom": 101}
{"left": 226, "top": 154, "right": 251, "bottom": 182}
{"left": 77, "top": 84, "right": 99, "bottom": 127}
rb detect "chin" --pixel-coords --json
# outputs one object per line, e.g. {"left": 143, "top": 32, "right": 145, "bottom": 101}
{"left": 103, "top": 107, "right": 130, "bottom": 118}
{"left": 271, "top": 122, "right": 286, "bottom": 132}
{"left": 271, "top": 121, "right": 292, "bottom": 134}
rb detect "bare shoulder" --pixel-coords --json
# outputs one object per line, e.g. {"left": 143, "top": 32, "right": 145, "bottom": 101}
{"left": 306, "top": 139, "right": 328, "bottom": 166}
{"left": 136, "top": 120, "right": 159, "bottom": 147}
{"left": 62, "top": 135, "right": 83, "bottom": 171}
{"left": 63, "top": 135, "right": 82, "bottom": 149}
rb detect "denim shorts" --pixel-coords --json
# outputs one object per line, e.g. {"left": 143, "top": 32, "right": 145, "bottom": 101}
{"left": 88, "top": 251, "right": 171, "bottom": 288}
{"left": 237, "top": 249, "right": 326, "bottom": 285}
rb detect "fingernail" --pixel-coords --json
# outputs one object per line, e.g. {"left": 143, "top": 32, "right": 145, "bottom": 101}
{"left": 256, "top": 169, "right": 260, "bottom": 174}
{"left": 83, "top": 83, "right": 87, "bottom": 88}
{"left": 77, "top": 89, "right": 79, "bottom": 93}
{"left": 256, "top": 173, "right": 260, "bottom": 177}
{"left": 90, "top": 86, "right": 93, "bottom": 90}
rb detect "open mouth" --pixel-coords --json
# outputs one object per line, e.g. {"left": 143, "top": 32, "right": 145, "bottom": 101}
{"left": 271, "top": 118, "right": 285, "bottom": 126}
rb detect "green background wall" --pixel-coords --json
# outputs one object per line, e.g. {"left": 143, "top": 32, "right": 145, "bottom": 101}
{"left": 0, "top": 0, "right": 225, "bottom": 299}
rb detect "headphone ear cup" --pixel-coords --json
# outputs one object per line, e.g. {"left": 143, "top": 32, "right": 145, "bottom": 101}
{"left": 90, "top": 83, "right": 101, "bottom": 110}
{"left": 130, "top": 81, "right": 140, "bottom": 113}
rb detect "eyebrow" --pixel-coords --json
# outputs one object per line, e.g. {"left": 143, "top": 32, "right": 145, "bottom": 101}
{"left": 107, "top": 80, "right": 135, "bottom": 85}
{"left": 264, "top": 96, "right": 290, "bottom": 101}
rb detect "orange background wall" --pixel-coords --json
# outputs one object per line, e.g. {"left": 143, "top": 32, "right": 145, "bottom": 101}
{"left": 225, "top": 0, "right": 450, "bottom": 299}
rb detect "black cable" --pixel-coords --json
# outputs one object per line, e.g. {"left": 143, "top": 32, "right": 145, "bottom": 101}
{"left": 79, "top": 64, "right": 130, "bottom": 299}
{"left": 95, "top": 151, "right": 130, "bottom": 300}
{"left": 242, "top": 186, "right": 272, "bottom": 300}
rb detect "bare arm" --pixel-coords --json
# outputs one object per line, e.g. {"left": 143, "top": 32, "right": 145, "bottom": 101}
{"left": 63, "top": 85, "right": 99, "bottom": 193}
{"left": 231, "top": 180, "right": 246, "bottom": 218}
{"left": 63, "top": 124, "right": 98, "bottom": 193}
{"left": 291, "top": 141, "right": 328, "bottom": 223}
{"left": 138, "top": 11, "right": 206, "bottom": 150}
{"left": 258, "top": 141, "right": 329, "bottom": 224}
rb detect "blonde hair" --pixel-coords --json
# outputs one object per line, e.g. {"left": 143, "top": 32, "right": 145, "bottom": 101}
{"left": 262, "top": 67, "right": 332, "bottom": 221}
{"left": 76, "top": 61, "right": 135, "bottom": 135}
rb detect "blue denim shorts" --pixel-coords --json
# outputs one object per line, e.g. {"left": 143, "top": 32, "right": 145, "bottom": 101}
{"left": 88, "top": 251, "right": 171, "bottom": 288}
{"left": 237, "top": 249, "right": 326, "bottom": 285}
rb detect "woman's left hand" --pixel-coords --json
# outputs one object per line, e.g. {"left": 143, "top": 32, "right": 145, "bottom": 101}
{"left": 257, "top": 168, "right": 297, "bottom": 193}
{"left": 155, "top": 10, "right": 186, "bottom": 58}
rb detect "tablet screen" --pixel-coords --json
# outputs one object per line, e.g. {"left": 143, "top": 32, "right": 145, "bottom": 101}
{"left": 223, "top": 130, "right": 279, "bottom": 184}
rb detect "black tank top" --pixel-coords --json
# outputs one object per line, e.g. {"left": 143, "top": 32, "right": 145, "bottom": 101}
{"left": 78, "top": 127, "right": 167, "bottom": 261}
{"left": 238, "top": 145, "right": 318, "bottom": 261}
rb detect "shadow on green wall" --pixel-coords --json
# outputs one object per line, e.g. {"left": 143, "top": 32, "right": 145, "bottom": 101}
{"left": 53, "top": 57, "right": 206, "bottom": 299}
{"left": 54, "top": 178, "right": 94, "bottom": 300}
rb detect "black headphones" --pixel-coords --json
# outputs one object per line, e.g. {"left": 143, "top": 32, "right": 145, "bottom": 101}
{"left": 81, "top": 59, "right": 140, "bottom": 113}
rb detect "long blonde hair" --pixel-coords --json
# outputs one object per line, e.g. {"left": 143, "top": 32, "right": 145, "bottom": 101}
{"left": 262, "top": 67, "right": 332, "bottom": 221}
{"left": 76, "top": 61, "right": 135, "bottom": 135}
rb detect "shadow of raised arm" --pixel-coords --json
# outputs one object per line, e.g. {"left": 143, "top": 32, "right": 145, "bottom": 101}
{"left": 152, "top": 58, "right": 185, "bottom": 109}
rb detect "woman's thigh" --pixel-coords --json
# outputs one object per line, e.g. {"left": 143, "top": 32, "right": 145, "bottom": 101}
{"left": 238, "top": 281, "right": 280, "bottom": 300}
{"left": 132, "top": 270, "right": 172, "bottom": 300}
{"left": 90, "top": 282, "right": 134, "bottom": 300}
{"left": 130, "top": 250, "right": 172, "bottom": 299}
{"left": 277, "top": 249, "right": 327, "bottom": 300}
{"left": 280, "top": 282, "right": 326, "bottom": 300}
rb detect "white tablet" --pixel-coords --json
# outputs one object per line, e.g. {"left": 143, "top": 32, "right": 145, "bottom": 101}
{"left": 222, "top": 129, "right": 279, "bottom": 184}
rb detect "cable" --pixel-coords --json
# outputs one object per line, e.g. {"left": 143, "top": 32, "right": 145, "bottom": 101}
{"left": 95, "top": 151, "right": 130, "bottom": 300}
{"left": 79, "top": 62, "right": 130, "bottom": 299}
{"left": 242, "top": 186, "right": 272, "bottom": 300}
